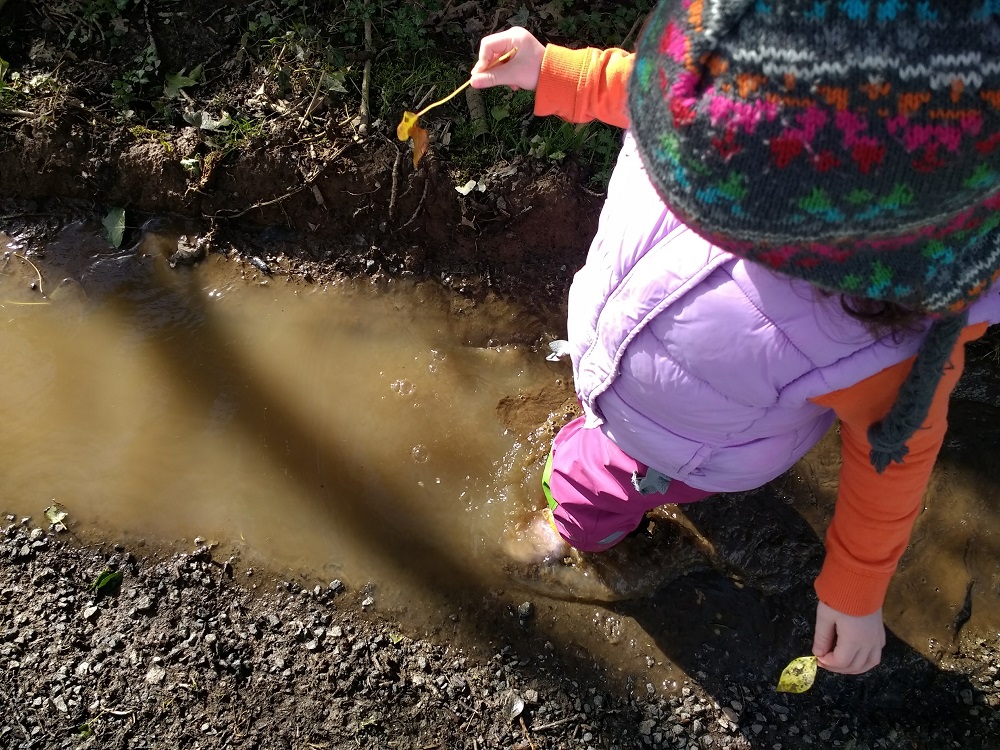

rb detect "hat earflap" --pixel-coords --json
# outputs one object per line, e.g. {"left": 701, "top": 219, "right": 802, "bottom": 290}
{"left": 867, "top": 311, "right": 969, "bottom": 473}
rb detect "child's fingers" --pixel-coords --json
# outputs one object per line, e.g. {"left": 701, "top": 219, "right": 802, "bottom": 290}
{"left": 473, "top": 35, "right": 517, "bottom": 76}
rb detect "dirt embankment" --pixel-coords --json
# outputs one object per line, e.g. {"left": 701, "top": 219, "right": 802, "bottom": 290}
{"left": 0, "top": 1, "right": 610, "bottom": 312}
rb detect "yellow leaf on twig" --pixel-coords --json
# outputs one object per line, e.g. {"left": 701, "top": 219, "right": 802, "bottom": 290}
{"left": 776, "top": 656, "right": 818, "bottom": 693}
{"left": 396, "top": 47, "right": 518, "bottom": 168}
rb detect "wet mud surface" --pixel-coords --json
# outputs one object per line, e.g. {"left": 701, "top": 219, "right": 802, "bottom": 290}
{"left": 3, "top": 2, "right": 1000, "bottom": 748}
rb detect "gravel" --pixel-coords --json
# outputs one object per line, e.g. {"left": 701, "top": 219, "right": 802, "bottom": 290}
{"left": 2, "top": 517, "right": 998, "bottom": 749}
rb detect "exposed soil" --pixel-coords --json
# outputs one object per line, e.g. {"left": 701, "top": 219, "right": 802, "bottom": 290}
{"left": 3, "top": 2, "right": 1000, "bottom": 749}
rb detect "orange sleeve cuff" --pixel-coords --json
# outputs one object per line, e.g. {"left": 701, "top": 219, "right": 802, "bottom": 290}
{"left": 534, "top": 44, "right": 633, "bottom": 127}
{"left": 810, "top": 322, "right": 987, "bottom": 615}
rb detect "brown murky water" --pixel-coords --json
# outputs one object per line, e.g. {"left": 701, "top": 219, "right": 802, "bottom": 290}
{"left": 3, "top": 221, "right": 999, "bottom": 693}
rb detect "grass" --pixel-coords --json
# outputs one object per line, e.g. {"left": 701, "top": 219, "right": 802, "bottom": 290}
{"left": 5, "top": 0, "right": 655, "bottom": 188}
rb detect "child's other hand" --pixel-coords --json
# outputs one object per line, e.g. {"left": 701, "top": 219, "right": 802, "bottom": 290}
{"left": 470, "top": 27, "right": 545, "bottom": 91}
{"left": 811, "top": 602, "right": 886, "bottom": 675}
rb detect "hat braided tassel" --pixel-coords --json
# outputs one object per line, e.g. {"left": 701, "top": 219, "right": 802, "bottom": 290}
{"left": 867, "top": 311, "right": 969, "bottom": 473}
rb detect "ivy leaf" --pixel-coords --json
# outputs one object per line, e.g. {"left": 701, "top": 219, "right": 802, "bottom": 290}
{"left": 776, "top": 655, "right": 818, "bottom": 693}
{"left": 163, "top": 65, "right": 203, "bottom": 99}
{"left": 183, "top": 108, "right": 232, "bottom": 131}
{"left": 102, "top": 207, "right": 126, "bottom": 248}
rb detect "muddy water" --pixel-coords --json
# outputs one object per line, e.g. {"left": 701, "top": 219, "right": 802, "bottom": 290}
{"left": 2, "top": 221, "right": 1000, "bottom": 694}
{"left": 0, "top": 223, "right": 562, "bottom": 609}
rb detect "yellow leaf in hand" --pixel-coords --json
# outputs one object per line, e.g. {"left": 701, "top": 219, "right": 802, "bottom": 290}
{"left": 396, "top": 48, "right": 518, "bottom": 168}
{"left": 397, "top": 110, "right": 419, "bottom": 141}
{"left": 776, "top": 656, "right": 818, "bottom": 693}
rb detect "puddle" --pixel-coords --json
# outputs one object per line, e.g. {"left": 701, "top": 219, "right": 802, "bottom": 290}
{"left": 0, "top": 223, "right": 564, "bottom": 613}
{"left": 2, "top": 220, "right": 1000, "bottom": 694}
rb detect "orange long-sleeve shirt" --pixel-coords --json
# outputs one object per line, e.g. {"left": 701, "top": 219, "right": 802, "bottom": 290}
{"left": 534, "top": 43, "right": 990, "bottom": 616}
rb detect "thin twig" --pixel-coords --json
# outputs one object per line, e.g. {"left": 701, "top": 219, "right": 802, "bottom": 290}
{"left": 530, "top": 715, "right": 583, "bottom": 732}
{"left": 388, "top": 148, "right": 401, "bottom": 220}
{"left": 207, "top": 186, "right": 306, "bottom": 220}
{"left": 414, "top": 48, "right": 516, "bottom": 118}
{"left": 358, "top": 0, "right": 372, "bottom": 133}
{"left": 620, "top": 14, "right": 643, "bottom": 50}
{"left": 519, "top": 716, "right": 537, "bottom": 750}
{"left": 298, "top": 74, "right": 324, "bottom": 131}
{"left": 401, "top": 181, "right": 428, "bottom": 228}
{"left": 414, "top": 85, "right": 436, "bottom": 113}
{"left": 142, "top": 0, "right": 160, "bottom": 62}
{"left": 206, "top": 142, "right": 350, "bottom": 220}
{"left": 13, "top": 253, "right": 44, "bottom": 295}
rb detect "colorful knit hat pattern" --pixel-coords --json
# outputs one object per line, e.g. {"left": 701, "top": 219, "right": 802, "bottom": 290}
{"left": 628, "top": 0, "right": 1000, "bottom": 472}
{"left": 628, "top": 0, "right": 1000, "bottom": 316}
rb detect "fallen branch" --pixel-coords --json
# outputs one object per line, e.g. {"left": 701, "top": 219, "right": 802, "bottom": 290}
{"left": 0, "top": 108, "right": 39, "bottom": 118}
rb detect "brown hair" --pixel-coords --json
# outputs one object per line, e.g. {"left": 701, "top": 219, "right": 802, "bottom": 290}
{"left": 839, "top": 295, "right": 925, "bottom": 341}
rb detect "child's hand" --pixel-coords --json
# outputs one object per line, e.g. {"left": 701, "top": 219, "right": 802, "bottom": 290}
{"left": 470, "top": 27, "right": 546, "bottom": 91}
{"left": 812, "top": 602, "right": 886, "bottom": 674}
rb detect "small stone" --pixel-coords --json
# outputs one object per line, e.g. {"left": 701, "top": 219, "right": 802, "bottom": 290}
{"left": 361, "top": 596, "right": 374, "bottom": 609}
{"left": 83, "top": 606, "right": 98, "bottom": 621}
{"left": 639, "top": 719, "right": 656, "bottom": 736}
{"left": 517, "top": 602, "right": 533, "bottom": 620}
{"left": 329, "top": 580, "right": 344, "bottom": 593}
{"left": 52, "top": 696, "right": 68, "bottom": 713}
{"left": 146, "top": 665, "right": 166, "bottom": 685}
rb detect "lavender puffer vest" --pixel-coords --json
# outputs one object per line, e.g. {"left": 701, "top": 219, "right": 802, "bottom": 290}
{"left": 568, "top": 133, "right": 1000, "bottom": 493}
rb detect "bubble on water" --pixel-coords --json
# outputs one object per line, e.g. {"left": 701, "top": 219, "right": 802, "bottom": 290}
{"left": 390, "top": 379, "right": 415, "bottom": 396}
{"left": 411, "top": 445, "right": 429, "bottom": 463}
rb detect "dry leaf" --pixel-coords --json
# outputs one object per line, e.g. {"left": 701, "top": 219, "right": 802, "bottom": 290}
{"left": 776, "top": 655, "right": 818, "bottom": 693}
{"left": 409, "top": 122, "right": 429, "bottom": 169}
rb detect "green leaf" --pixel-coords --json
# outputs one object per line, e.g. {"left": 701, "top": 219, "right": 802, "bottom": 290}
{"left": 102, "top": 207, "right": 126, "bottom": 248}
{"left": 163, "top": 68, "right": 200, "bottom": 99}
{"left": 90, "top": 569, "right": 123, "bottom": 593}
{"left": 776, "top": 655, "right": 818, "bottom": 693}
{"left": 323, "top": 70, "right": 348, "bottom": 94}
{"left": 490, "top": 106, "right": 510, "bottom": 122}
{"left": 0, "top": 56, "right": 8, "bottom": 86}
{"left": 183, "top": 109, "right": 232, "bottom": 131}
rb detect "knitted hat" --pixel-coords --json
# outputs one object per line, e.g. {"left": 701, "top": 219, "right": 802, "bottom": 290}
{"left": 628, "top": 0, "right": 1000, "bottom": 470}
